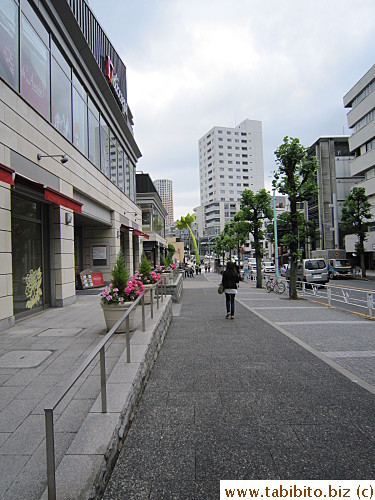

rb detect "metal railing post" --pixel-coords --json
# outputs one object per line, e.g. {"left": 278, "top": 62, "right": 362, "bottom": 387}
{"left": 368, "top": 292, "right": 373, "bottom": 320}
{"left": 327, "top": 285, "right": 331, "bottom": 307}
{"left": 157, "top": 283, "right": 160, "bottom": 309}
{"left": 126, "top": 316, "right": 130, "bottom": 363}
{"left": 302, "top": 282, "right": 305, "bottom": 297}
{"left": 45, "top": 409, "right": 56, "bottom": 500}
{"left": 100, "top": 347, "right": 107, "bottom": 413}
{"left": 141, "top": 294, "right": 145, "bottom": 331}
{"left": 150, "top": 288, "right": 154, "bottom": 318}
{"left": 161, "top": 278, "right": 164, "bottom": 303}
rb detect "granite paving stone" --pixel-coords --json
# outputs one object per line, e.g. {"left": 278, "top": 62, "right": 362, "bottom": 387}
{"left": 1, "top": 274, "right": 375, "bottom": 498}
{"left": 102, "top": 277, "right": 375, "bottom": 498}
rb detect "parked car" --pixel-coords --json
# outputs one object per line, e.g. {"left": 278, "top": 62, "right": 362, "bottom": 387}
{"left": 262, "top": 261, "right": 275, "bottom": 274}
{"left": 286, "top": 259, "right": 329, "bottom": 285}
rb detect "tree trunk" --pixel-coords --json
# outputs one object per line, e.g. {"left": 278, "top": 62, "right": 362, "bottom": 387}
{"left": 360, "top": 238, "right": 366, "bottom": 278}
{"left": 289, "top": 202, "right": 299, "bottom": 299}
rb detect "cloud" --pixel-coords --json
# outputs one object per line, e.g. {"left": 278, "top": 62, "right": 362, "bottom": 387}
{"left": 89, "top": 0, "right": 375, "bottom": 219}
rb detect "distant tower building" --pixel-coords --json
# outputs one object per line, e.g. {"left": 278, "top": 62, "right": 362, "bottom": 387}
{"left": 197, "top": 118, "right": 264, "bottom": 236}
{"left": 154, "top": 179, "right": 174, "bottom": 225}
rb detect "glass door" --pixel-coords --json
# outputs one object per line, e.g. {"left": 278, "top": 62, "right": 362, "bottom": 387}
{"left": 11, "top": 195, "right": 50, "bottom": 317}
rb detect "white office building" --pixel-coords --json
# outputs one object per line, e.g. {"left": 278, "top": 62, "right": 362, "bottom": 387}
{"left": 343, "top": 65, "right": 375, "bottom": 268}
{"left": 154, "top": 179, "right": 174, "bottom": 226}
{"left": 197, "top": 119, "right": 264, "bottom": 236}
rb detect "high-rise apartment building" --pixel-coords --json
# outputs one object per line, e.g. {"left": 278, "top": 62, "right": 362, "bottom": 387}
{"left": 154, "top": 179, "right": 174, "bottom": 225}
{"left": 197, "top": 119, "right": 264, "bottom": 236}
{"left": 343, "top": 65, "right": 375, "bottom": 268}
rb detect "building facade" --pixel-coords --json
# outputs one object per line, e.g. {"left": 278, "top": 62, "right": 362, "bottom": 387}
{"left": 343, "top": 65, "right": 375, "bottom": 267}
{"left": 154, "top": 178, "right": 174, "bottom": 226}
{"left": 197, "top": 119, "right": 264, "bottom": 237}
{"left": 136, "top": 174, "right": 168, "bottom": 268}
{"left": 307, "top": 136, "right": 361, "bottom": 251}
{"left": 0, "top": 0, "right": 143, "bottom": 330}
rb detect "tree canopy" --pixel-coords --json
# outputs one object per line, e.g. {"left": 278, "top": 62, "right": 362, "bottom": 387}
{"left": 273, "top": 136, "right": 318, "bottom": 298}
{"left": 341, "top": 186, "right": 372, "bottom": 277}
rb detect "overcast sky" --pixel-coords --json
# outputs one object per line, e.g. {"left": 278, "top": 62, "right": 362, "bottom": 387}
{"left": 89, "top": 0, "right": 375, "bottom": 219}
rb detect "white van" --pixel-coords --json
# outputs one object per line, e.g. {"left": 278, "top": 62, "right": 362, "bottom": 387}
{"left": 287, "top": 259, "right": 329, "bottom": 285}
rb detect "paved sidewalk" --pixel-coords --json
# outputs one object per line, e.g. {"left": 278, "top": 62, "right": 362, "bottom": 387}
{"left": 103, "top": 274, "right": 375, "bottom": 499}
{"left": 0, "top": 293, "right": 167, "bottom": 500}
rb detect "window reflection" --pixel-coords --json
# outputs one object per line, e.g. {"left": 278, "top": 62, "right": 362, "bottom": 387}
{"left": 73, "top": 75, "right": 88, "bottom": 156}
{"left": 100, "top": 118, "right": 110, "bottom": 178}
{"left": 51, "top": 55, "right": 71, "bottom": 140}
{"left": 20, "top": 15, "right": 50, "bottom": 120}
{"left": 88, "top": 97, "right": 100, "bottom": 168}
{"left": 0, "top": 0, "right": 18, "bottom": 90}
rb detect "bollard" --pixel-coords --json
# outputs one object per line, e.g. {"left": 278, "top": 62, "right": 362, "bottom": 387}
{"left": 327, "top": 285, "right": 331, "bottom": 307}
{"left": 150, "top": 288, "right": 154, "bottom": 319}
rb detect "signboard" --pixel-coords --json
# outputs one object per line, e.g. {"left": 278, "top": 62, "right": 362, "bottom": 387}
{"left": 78, "top": 270, "right": 104, "bottom": 289}
{"left": 92, "top": 244, "right": 109, "bottom": 267}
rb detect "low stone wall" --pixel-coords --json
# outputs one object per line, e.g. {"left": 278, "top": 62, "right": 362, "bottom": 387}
{"left": 92, "top": 297, "right": 173, "bottom": 499}
{"left": 165, "top": 272, "right": 183, "bottom": 303}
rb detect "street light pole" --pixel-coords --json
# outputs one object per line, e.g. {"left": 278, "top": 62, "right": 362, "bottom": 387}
{"left": 273, "top": 188, "right": 279, "bottom": 278}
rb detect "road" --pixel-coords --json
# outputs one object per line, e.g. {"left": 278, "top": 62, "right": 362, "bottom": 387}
{"left": 298, "top": 278, "right": 375, "bottom": 318}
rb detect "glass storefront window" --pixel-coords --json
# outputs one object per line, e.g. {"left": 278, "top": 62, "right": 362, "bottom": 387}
{"left": 100, "top": 117, "right": 110, "bottom": 178}
{"left": 88, "top": 97, "right": 100, "bottom": 168}
{"left": 0, "top": 0, "right": 19, "bottom": 90}
{"left": 117, "top": 145, "right": 124, "bottom": 192}
{"left": 11, "top": 196, "right": 50, "bottom": 316}
{"left": 51, "top": 43, "right": 71, "bottom": 141}
{"left": 20, "top": 14, "right": 50, "bottom": 120}
{"left": 128, "top": 161, "right": 135, "bottom": 201}
{"left": 73, "top": 74, "right": 88, "bottom": 156}
{"left": 109, "top": 130, "right": 117, "bottom": 184}
{"left": 142, "top": 211, "right": 151, "bottom": 230}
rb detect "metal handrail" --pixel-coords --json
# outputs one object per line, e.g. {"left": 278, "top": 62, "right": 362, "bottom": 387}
{"left": 44, "top": 279, "right": 168, "bottom": 499}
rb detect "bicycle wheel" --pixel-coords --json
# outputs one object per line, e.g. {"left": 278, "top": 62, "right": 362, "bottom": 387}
{"left": 266, "top": 283, "right": 272, "bottom": 293}
{"left": 276, "top": 281, "right": 286, "bottom": 294}
{"left": 274, "top": 283, "right": 280, "bottom": 294}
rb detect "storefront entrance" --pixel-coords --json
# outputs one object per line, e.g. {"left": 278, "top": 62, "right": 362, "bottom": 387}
{"left": 11, "top": 195, "right": 51, "bottom": 317}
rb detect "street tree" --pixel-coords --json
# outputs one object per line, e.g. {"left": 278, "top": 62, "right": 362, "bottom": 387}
{"left": 273, "top": 136, "right": 318, "bottom": 299}
{"left": 266, "top": 211, "right": 319, "bottom": 258}
{"left": 176, "top": 213, "right": 200, "bottom": 266}
{"left": 340, "top": 186, "right": 372, "bottom": 278}
{"left": 213, "top": 233, "right": 233, "bottom": 269}
{"left": 237, "top": 189, "right": 273, "bottom": 288}
{"left": 224, "top": 219, "right": 250, "bottom": 265}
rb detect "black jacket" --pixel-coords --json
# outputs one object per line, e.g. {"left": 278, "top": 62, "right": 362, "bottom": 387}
{"left": 222, "top": 271, "right": 239, "bottom": 290}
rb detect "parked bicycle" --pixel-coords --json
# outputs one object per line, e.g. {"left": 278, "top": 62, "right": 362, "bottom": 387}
{"left": 265, "top": 276, "right": 286, "bottom": 294}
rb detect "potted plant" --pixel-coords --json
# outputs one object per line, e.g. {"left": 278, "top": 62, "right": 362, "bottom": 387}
{"left": 134, "top": 254, "right": 161, "bottom": 304}
{"left": 100, "top": 250, "right": 145, "bottom": 332}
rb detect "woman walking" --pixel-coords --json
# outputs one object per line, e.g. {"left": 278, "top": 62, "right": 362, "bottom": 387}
{"left": 221, "top": 261, "right": 239, "bottom": 319}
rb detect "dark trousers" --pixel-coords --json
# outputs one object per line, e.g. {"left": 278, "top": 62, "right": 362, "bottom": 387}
{"left": 225, "top": 293, "right": 235, "bottom": 315}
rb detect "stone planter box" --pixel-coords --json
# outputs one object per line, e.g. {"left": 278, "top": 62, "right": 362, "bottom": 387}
{"left": 100, "top": 301, "right": 137, "bottom": 332}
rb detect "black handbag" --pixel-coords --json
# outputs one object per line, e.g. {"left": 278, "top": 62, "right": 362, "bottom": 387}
{"left": 218, "top": 283, "right": 224, "bottom": 294}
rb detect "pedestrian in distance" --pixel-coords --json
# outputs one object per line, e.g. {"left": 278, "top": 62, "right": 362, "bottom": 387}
{"left": 221, "top": 261, "right": 239, "bottom": 319}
